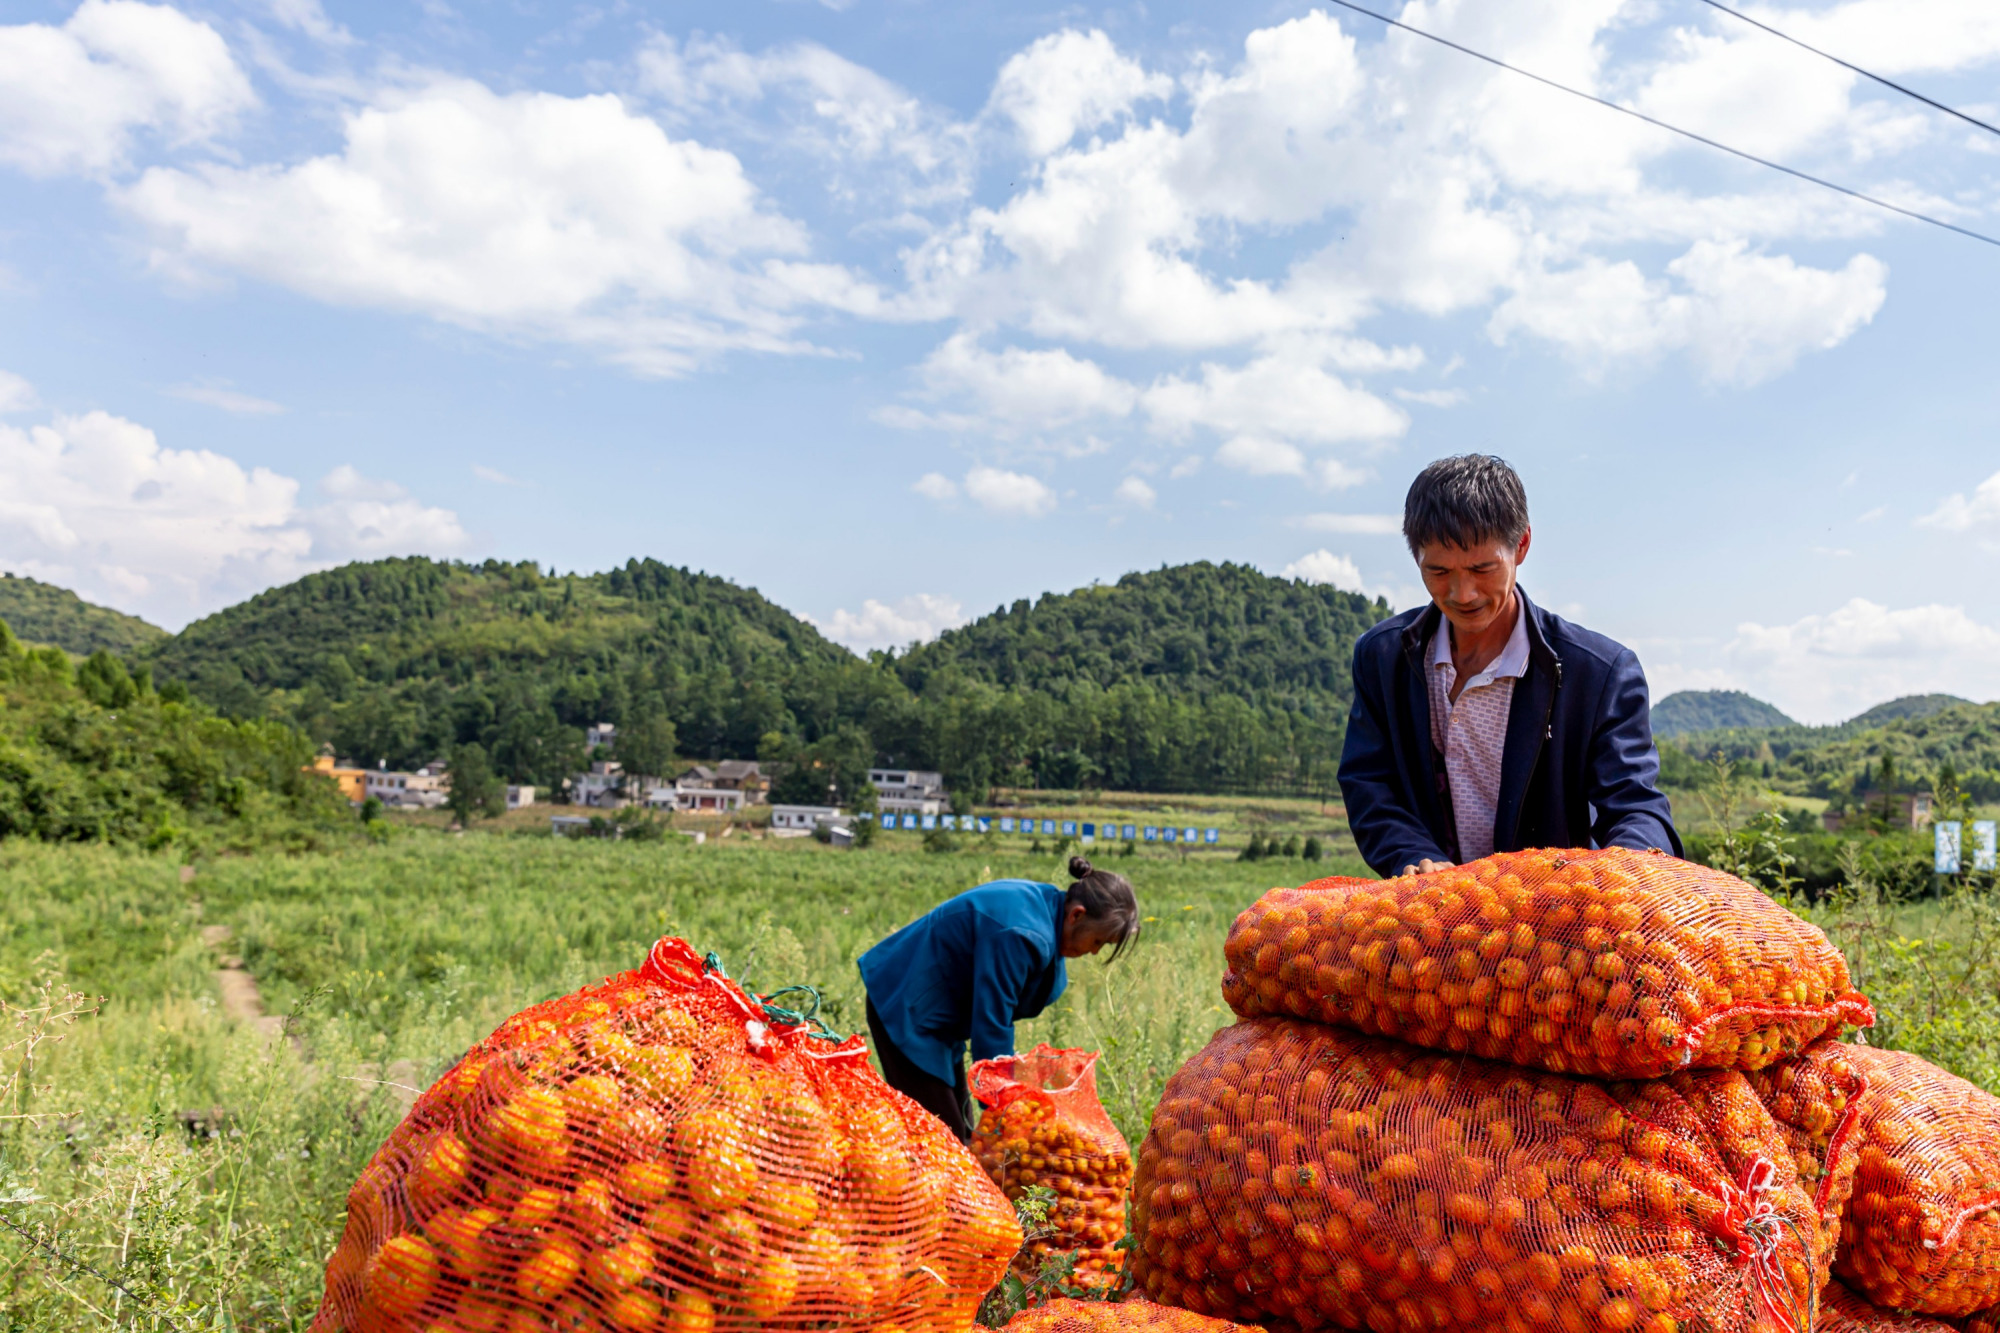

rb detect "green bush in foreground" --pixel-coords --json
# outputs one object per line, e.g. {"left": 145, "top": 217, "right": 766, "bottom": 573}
{"left": 0, "top": 619, "right": 348, "bottom": 852}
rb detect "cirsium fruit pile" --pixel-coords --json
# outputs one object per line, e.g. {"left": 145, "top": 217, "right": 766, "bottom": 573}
{"left": 310, "top": 938, "right": 1021, "bottom": 1333}
{"left": 1835, "top": 1044, "right": 2000, "bottom": 1317}
{"left": 1127, "top": 1015, "right": 1823, "bottom": 1333}
{"left": 1221, "top": 848, "right": 1873, "bottom": 1080}
{"left": 1001, "top": 1297, "right": 1262, "bottom": 1333}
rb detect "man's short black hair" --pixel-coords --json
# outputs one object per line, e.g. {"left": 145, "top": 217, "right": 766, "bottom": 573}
{"left": 1403, "top": 454, "right": 1530, "bottom": 558}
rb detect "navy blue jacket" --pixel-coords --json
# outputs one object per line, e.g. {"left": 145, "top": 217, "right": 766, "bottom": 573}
{"left": 857, "top": 880, "right": 1068, "bottom": 1085}
{"left": 1338, "top": 589, "right": 1681, "bottom": 877}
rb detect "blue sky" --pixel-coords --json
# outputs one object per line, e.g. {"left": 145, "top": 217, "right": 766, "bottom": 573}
{"left": 0, "top": 0, "right": 1997, "bottom": 722}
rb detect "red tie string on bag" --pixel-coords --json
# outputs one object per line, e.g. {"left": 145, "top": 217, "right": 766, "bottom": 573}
{"left": 312, "top": 936, "right": 1020, "bottom": 1333}
{"left": 1744, "top": 1038, "right": 1869, "bottom": 1297}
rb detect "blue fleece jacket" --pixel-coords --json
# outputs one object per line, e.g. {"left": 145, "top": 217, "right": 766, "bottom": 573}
{"left": 857, "top": 879, "right": 1068, "bottom": 1085}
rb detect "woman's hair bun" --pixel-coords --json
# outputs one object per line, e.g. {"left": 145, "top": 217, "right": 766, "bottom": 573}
{"left": 1068, "top": 855, "right": 1094, "bottom": 880}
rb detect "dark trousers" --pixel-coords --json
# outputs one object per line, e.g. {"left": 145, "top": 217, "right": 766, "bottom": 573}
{"left": 865, "top": 999, "right": 972, "bottom": 1143}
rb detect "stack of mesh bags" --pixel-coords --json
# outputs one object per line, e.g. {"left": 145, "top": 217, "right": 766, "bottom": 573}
{"left": 310, "top": 937, "right": 1021, "bottom": 1333}
{"left": 1126, "top": 847, "right": 1882, "bottom": 1333}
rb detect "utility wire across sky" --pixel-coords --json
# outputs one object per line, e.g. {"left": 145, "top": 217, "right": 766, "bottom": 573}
{"left": 1319, "top": 0, "right": 2000, "bottom": 250}
{"left": 1693, "top": 0, "right": 2000, "bottom": 141}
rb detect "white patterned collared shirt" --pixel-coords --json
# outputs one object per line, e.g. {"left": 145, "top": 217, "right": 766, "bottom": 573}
{"left": 1425, "top": 604, "right": 1531, "bottom": 863}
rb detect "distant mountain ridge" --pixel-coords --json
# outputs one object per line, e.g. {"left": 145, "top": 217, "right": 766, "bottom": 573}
{"left": 1651, "top": 690, "right": 1795, "bottom": 738}
{"left": 0, "top": 573, "right": 166, "bottom": 657}
{"left": 132, "top": 555, "right": 1392, "bottom": 796}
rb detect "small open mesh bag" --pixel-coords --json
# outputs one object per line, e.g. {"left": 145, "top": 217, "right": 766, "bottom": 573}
{"left": 973, "top": 1045, "right": 1132, "bottom": 1288}
{"left": 1129, "top": 1017, "right": 1827, "bottom": 1333}
{"left": 310, "top": 938, "right": 1021, "bottom": 1333}
{"left": 1817, "top": 1279, "right": 1959, "bottom": 1333}
{"left": 1002, "top": 1297, "right": 1262, "bottom": 1333}
{"left": 1745, "top": 1037, "right": 1869, "bottom": 1293}
{"left": 1221, "top": 848, "right": 1873, "bottom": 1080}
{"left": 1835, "top": 1045, "right": 2000, "bottom": 1316}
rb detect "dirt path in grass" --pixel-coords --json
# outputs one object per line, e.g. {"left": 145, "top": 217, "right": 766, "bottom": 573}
{"left": 199, "top": 923, "right": 420, "bottom": 1112}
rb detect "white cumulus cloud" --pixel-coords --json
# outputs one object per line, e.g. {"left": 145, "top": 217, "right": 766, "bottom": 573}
{"left": 119, "top": 79, "right": 877, "bottom": 377}
{"left": 1281, "top": 549, "right": 1370, "bottom": 594}
{"left": 0, "top": 371, "right": 37, "bottom": 414}
{"left": 963, "top": 466, "right": 1056, "bottom": 517}
{"left": 0, "top": 402, "right": 464, "bottom": 628}
{"left": 1651, "top": 597, "right": 2000, "bottom": 723}
{"left": 1113, "top": 476, "right": 1155, "bottom": 509}
{"left": 0, "top": 0, "right": 253, "bottom": 178}
{"left": 986, "top": 29, "right": 1172, "bottom": 157}
{"left": 1919, "top": 470, "right": 2000, "bottom": 532}
{"left": 810, "top": 593, "right": 967, "bottom": 653}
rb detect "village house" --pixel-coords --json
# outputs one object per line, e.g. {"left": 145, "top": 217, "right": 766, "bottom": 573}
{"left": 572, "top": 761, "right": 627, "bottom": 808}
{"left": 770, "top": 803, "right": 843, "bottom": 833}
{"left": 365, "top": 760, "right": 449, "bottom": 809}
{"left": 304, "top": 748, "right": 367, "bottom": 804}
{"left": 870, "top": 767, "right": 948, "bottom": 816}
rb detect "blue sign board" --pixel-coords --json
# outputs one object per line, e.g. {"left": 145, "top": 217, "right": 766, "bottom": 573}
{"left": 921, "top": 814, "right": 937, "bottom": 830}
{"left": 903, "top": 814, "right": 920, "bottom": 830}
{"left": 1977, "top": 820, "right": 1998, "bottom": 873}
{"left": 1000, "top": 816, "right": 1015, "bottom": 832}
{"left": 1183, "top": 827, "right": 1199, "bottom": 843}
{"left": 977, "top": 817, "right": 991, "bottom": 833}
{"left": 1143, "top": 826, "right": 1158, "bottom": 842}
{"left": 1081, "top": 822, "right": 1095, "bottom": 839}
{"left": 1163, "top": 827, "right": 1178, "bottom": 843}
{"left": 1204, "top": 828, "right": 1220, "bottom": 844}
{"left": 1061, "top": 820, "right": 1077, "bottom": 836}
{"left": 1937, "top": 820, "right": 1963, "bottom": 874}
{"left": 1042, "top": 819, "right": 1057, "bottom": 835}
{"left": 1121, "top": 824, "right": 1137, "bottom": 841}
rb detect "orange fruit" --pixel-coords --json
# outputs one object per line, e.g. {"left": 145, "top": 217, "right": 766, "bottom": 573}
{"left": 407, "top": 1132, "right": 472, "bottom": 1211}
{"left": 361, "top": 1234, "right": 438, "bottom": 1319}
{"left": 585, "top": 1232, "right": 655, "bottom": 1292}
{"left": 516, "top": 1235, "right": 584, "bottom": 1301}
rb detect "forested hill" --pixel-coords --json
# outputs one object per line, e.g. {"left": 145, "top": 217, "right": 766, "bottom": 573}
{"left": 137, "top": 556, "right": 1391, "bottom": 797}
{"left": 894, "top": 562, "right": 1388, "bottom": 704}
{"left": 146, "top": 557, "right": 869, "bottom": 784}
{"left": 1650, "top": 689, "right": 1795, "bottom": 738}
{"left": 1662, "top": 696, "right": 2000, "bottom": 805}
{"left": 0, "top": 573, "right": 166, "bottom": 656}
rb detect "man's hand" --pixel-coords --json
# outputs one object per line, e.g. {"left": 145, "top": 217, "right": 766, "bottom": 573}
{"left": 1399, "top": 858, "right": 1454, "bottom": 877}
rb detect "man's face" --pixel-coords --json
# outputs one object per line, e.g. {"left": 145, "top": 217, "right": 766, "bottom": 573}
{"left": 1416, "top": 529, "right": 1531, "bottom": 638}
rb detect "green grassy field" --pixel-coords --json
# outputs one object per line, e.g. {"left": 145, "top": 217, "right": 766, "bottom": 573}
{"left": 0, "top": 831, "right": 1361, "bottom": 1329}
{"left": 2, "top": 826, "right": 1996, "bottom": 1330}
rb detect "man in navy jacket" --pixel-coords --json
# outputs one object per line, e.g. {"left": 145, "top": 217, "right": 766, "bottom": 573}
{"left": 1338, "top": 455, "right": 1680, "bottom": 877}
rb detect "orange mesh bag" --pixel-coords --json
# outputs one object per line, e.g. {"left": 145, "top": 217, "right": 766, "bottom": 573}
{"left": 1745, "top": 1038, "right": 1870, "bottom": 1292}
{"left": 309, "top": 938, "right": 1021, "bottom": 1333}
{"left": 1835, "top": 1045, "right": 2000, "bottom": 1316}
{"left": 1129, "top": 1016, "right": 1828, "bottom": 1333}
{"left": 1962, "top": 1313, "right": 2000, "bottom": 1333}
{"left": 1220, "top": 848, "right": 1873, "bottom": 1080}
{"left": 1817, "top": 1279, "right": 1958, "bottom": 1333}
{"left": 972, "top": 1045, "right": 1133, "bottom": 1288}
{"left": 1002, "top": 1296, "right": 1262, "bottom": 1333}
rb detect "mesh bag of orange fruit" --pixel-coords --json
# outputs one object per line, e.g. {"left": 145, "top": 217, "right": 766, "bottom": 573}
{"left": 972, "top": 1045, "right": 1132, "bottom": 1289}
{"left": 1128, "top": 1016, "right": 1826, "bottom": 1333}
{"left": 1744, "top": 1036, "right": 1868, "bottom": 1292}
{"left": 1817, "top": 1278, "right": 1958, "bottom": 1333}
{"left": 1833, "top": 1044, "right": 2000, "bottom": 1316}
{"left": 1220, "top": 847, "right": 1873, "bottom": 1080}
{"left": 310, "top": 937, "right": 1021, "bottom": 1333}
{"left": 1000, "top": 1296, "right": 1259, "bottom": 1333}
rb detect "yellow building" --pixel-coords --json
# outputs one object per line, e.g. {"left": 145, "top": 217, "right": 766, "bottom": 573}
{"left": 305, "top": 751, "right": 368, "bottom": 804}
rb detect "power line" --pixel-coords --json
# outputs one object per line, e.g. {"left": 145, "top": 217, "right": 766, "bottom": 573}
{"left": 1320, "top": 0, "right": 2000, "bottom": 250}
{"left": 1693, "top": 0, "right": 2000, "bottom": 141}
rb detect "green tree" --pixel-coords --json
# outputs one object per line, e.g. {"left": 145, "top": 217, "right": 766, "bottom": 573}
{"left": 614, "top": 713, "right": 679, "bottom": 782}
{"left": 446, "top": 742, "right": 507, "bottom": 824}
